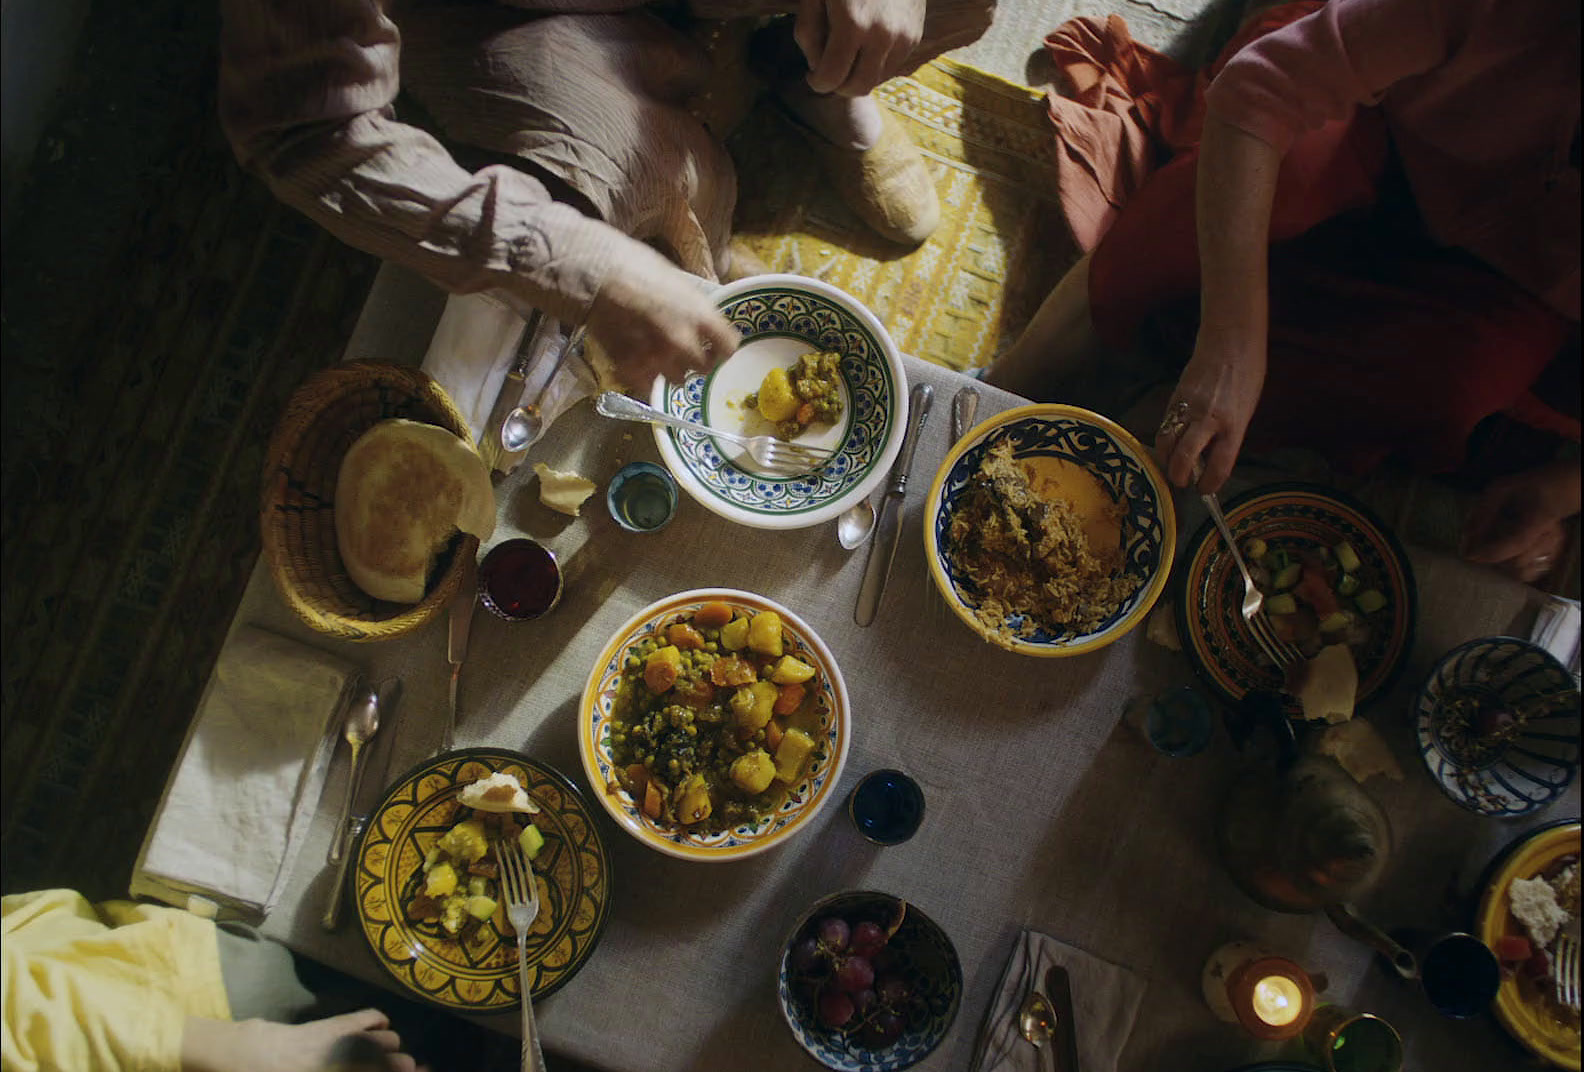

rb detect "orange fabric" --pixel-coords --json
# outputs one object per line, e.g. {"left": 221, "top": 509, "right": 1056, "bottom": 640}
{"left": 1044, "top": 3, "right": 1325, "bottom": 251}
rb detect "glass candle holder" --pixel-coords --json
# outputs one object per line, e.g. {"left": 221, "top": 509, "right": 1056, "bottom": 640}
{"left": 1202, "top": 940, "right": 1317, "bottom": 1041}
{"left": 1302, "top": 1005, "right": 1403, "bottom": 1072}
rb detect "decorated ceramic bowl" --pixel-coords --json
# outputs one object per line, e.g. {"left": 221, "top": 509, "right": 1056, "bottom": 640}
{"left": 1475, "top": 820, "right": 1581, "bottom": 1070}
{"left": 777, "top": 890, "right": 962, "bottom": 1072}
{"left": 648, "top": 274, "right": 906, "bottom": 529}
{"left": 1175, "top": 483, "right": 1416, "bottom": 711}
{"left": 352, "top": 749, "right": 611, "bottom": 1012}
{"left": 578, "top": 589, "right": 850, "bottom": 861}
{"left": 1413, "top": 636, "right": 1580, "bottom": 817}
{"left": 924, "top": 404, "right": 1176, "bottom": 657}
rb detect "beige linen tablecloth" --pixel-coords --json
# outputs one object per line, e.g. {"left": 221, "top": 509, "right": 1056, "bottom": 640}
{"left": 210, "top": 265, "right": 1577, "bottom": 1072}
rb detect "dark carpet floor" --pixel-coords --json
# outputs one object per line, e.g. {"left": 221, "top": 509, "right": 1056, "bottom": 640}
{"left": 0, "top": 4, "right": 592, "bottom": 1069}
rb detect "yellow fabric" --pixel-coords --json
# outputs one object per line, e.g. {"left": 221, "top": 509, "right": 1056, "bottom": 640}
{"left": 2, "top": 890, "right": 230, "bottom": 1072}
{"left": 731, "top": 58, "right": 1077, "bottom": 371}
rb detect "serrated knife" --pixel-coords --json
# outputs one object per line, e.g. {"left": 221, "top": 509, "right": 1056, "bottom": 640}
{"left": 855, "top": 382, "right": 933, "bottom": 627}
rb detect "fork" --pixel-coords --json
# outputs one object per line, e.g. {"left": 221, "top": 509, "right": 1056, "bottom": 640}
{"left": 496, "top": 840, "right": 547, "bottom": 1072}
{"left": 594, "top": 391, "right": 834, "bottom": 476}
{"left": 1198, "top": 475, "right": 1304, "bottom": 671}
{"left": 1555, "top": 933, "right": 1581, "bottom": 1014}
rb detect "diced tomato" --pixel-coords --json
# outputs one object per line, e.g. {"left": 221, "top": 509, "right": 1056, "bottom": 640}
{"left": 1293, "top": 564, "right": 1340, "bottom": 618}
{"left": 1492, "top": 935, "right": 1532, "bottom": 963}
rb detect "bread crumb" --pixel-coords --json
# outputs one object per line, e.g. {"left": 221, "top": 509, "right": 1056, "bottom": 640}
{"left": 458, "top": 772, "right": 540, "bottom": 814}
{"left": 1314, "top": 718, "right": 1403, "bottom": 783}
{"left": 1510, "top": 874, "right": 1570, "bottom": 948}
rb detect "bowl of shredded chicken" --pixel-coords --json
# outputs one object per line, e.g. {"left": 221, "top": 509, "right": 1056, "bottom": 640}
{"left": 924, "top": 405, "right": 1175, "bottom": 657}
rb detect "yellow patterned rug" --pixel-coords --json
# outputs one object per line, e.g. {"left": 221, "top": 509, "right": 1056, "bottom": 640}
{"left": 729, "top": 58, "right": 1077, "bottom": 372}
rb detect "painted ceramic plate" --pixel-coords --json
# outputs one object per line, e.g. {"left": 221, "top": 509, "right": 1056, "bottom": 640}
{"left": 778, "top": 891, "right": 962, "bottom": 1071}
{"left": 1413, "top": 636, "right": 1580, "bottom": 817}
{"left": 924, "top": 404, "right": 1176, "bottom": 657}
{"left": 352, "top": 749, "right": 611, "bottom": 1012}
{"left": 1475, "top": 820, "right": 1581, "bottom": 1070}
{"left": 1175, "top": 483, "right": 1416, "bottom": 710}
{"left": 579, "top": 588, "right": 850, "bottom": 861}
{"left": 649, "top": 274, "right": 905, "bottom": 530}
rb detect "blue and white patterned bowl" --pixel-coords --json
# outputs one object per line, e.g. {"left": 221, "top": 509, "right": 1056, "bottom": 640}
{"left": 649, "top": 274, "right": 906, "bottom": 530}
{"left": 778, "top": 891, "right": 961, "bottom": 1072}
{"left": 924, "top": 404, "right": 1176, "bottom": 657}
{"left": 1413, "top": 636, "right": 1580, "bottom": 817}
{"left": 578, "top": 589, "right": 850, "bottom": 861}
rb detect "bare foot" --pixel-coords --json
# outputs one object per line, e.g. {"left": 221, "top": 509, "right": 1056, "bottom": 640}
{"left": 182, "top": 1009, "right": 418, "bottom": 1072}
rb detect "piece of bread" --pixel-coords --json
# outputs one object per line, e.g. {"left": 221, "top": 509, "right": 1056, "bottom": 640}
{"left": 458, "top": 771, "right": 540, "bottom": 814}
{"left": 1290, "top": 643, "right": 1358, "bottom": 723}
{"left": 1314, "top": 718, "right": 1403, "bottom": 783}
{"left": 534, "top": 462, "right": 597, "bottom": 517}
{"left": 335, "top": 419, "right": 495, "bottom": 603}
{"left": 1510, "top": 874, "right": 1570, "bottom": 948}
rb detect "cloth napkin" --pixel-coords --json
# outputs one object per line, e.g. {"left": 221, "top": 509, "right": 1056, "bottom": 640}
{"left": 419, "top": 291, "right": 600, "bottom": 474}
{"left": 131, "top": 626, "right": 360, "bottom": 922}
{"left": 971, "top": 928, "right": 1147, "bottom": 1072}
{"left": 1530, "top": 593, "right": 1582, "bottom": 683}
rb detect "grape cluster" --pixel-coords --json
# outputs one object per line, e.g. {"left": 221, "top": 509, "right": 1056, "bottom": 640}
{"left": 791, "top": 914, "right": 918, "bottom": 1048}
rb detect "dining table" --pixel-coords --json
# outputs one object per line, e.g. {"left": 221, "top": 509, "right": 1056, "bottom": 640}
{"left": 175, "top": 263, "right": 1578, "bottom": 1072}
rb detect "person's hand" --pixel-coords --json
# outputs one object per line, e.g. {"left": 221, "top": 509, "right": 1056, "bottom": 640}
{"left": 795, "top": 0, "right": 926, "bottom": 97}
{"left": 584, "top": 243, "right": 739, "bottom": 392}
{"left": 1462, "top": 457, "right": 1581, "bottom": 584}
{"left": 1154, "top": 330, "right": 1266, "bottom": 494}
{"left": 182, "top": 1009, "right": 419, "bottom": 1072}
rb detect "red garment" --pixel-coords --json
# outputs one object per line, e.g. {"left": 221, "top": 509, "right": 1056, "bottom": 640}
{"left": 1046, "top": 3, "right": 1578, "bottom": 476}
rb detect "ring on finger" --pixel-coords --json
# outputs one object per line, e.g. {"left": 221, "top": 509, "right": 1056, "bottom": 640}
{"left": 1157, "top": 399, "right": 1192, "bottom": 439}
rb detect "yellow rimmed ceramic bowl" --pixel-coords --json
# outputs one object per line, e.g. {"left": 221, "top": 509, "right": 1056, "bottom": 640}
{"left": 578, "top": 589, "right": 851, "bottom": 861}
{"left": 924, "top": 404, "right": 1176, "bottom": 657}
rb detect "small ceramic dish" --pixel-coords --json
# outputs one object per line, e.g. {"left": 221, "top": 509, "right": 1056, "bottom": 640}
{"left": 923, "top": 404, "right": 1176, "bottom": 657}
{"left": 1175, "top": 482, "right": 1416, "bottom": 711}
{"left": 1475, "top": 820, "right": 1581, "bottom": 1070}
{"left": 777, "top": 890, "right": 962, "bottom": 1072}
{"left": 1413, "top": 636, "right": 1580, "bottom": 817}
{"left": 649, "top": 274, "right": 906, "bottom": 530}
{"left": 352, "top": 749, "right": 611, "bottom": 1012}
{"left": 578, "top": 588, "right": 850, "bottom": 861}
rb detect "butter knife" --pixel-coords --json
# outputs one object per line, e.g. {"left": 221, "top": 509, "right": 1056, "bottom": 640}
{"left": 1044, "top": 964, "right": 1081, "bottom": 1072}
{"left": 322, "top": 677, "right": 403, "bottom": 930}
{"left": 855, "top": 382, "right": 934, "bottom": 627}
{"left": 442, "top": 552, "right": 478, "bottom": 755}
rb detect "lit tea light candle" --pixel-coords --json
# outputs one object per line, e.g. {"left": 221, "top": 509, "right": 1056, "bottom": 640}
{"left": 1202, "top": 940, "right": 1317, "bottom": 1041}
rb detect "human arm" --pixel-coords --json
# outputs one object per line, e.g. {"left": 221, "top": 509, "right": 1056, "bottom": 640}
{"left": 218, "top": 0, "right": 734, "bottom": 388}
{"left": 181, "top": 1010, "right": 415, "bottom": 1072}
{"left": 794, "top": 0, "right": 927, "bottom": 97}
{"left": 1462, "top": 456, "right": 1582, "bottom": 583}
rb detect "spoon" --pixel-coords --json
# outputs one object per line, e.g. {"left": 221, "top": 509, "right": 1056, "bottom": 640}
{"left": 837, "top": 499, "right": 877, "bottom": 550}
{"left": 501, "top": 406, "right": 540, "bottom": 454}
{"left": 327, "top": 687, "right": 381, "bottom": 866}
{"left": 1018, "top": 989, "right": 1055, "bottom": 1068}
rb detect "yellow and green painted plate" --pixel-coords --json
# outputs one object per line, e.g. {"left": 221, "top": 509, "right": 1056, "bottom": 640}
{"left": 352, "top": 748, "right": 611, "bottom": 1012}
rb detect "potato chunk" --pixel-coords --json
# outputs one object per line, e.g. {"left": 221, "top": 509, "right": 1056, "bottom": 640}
{"left": 731, "top": 681, "right": 778, "bottom": 731}
{"left": 674, "top": 774, "right": 712, "bottom": 825}
{"left": 644, "top": 645, "right": 682, "bottom": 693}
{"left": 730, "top": 750, "right": 777, "bottom": 794}
{"left": 423, "top": 862, "right": 459, "bottom": 899}
{"left": 719, "top": 616, "right": 750, "bottom": 651}
{"left": 770, "top": 655, "right": 816, "bottom": 684}
{"left": 774, "top": 727, "right": 816, "bottom": 783}
{"left": 755, "top": 367, "right": 800, "bottom": 422}
{"left": 436, "top": 819, "right": 488, "bottom": 864}
{"left": 748, "top": 611, "right": 784, "bottom": 657}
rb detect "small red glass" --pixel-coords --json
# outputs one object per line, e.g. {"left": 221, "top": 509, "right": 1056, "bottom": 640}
{"left": 478, "top": 538, "right": 563, "bottom": 621}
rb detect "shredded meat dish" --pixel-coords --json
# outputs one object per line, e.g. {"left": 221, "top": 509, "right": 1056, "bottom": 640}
{"left": 946, "top": 442, "right": 1140, "bottom": 642}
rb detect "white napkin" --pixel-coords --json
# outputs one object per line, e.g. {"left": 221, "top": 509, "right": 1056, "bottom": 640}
{"left": 1530, "top": 594, "right": 1582, "bottom": 683}
{"left": 419, "top": 291, "right": 598, "bottom": 474}
{"left": 971, "top": 928, "right": 1147, "bottom": 1072}
{"left": 131, "top": 626, "right": 359, "bottom": 921}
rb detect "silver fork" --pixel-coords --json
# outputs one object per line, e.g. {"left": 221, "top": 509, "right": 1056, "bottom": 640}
{"left": 1555, "top": 933, "right": 1581, "bottom": 1014}
{"left": 1199, "top": 479, "right": 1304, "bottom": 670}
{"left": 594, "top": 391, "right": 834, "bottom": 476}
{"left": 496, "top": 840, "right": 546, "bottom": 1072}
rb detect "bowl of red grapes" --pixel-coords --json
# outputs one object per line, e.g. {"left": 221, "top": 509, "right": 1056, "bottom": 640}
{"left": 778, "top": 890, "right": 961, "bottom": 1071}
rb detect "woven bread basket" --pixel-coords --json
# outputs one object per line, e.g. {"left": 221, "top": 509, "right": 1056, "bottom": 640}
{"left": 262, "top": 362, "right": 481, "bottom": 641}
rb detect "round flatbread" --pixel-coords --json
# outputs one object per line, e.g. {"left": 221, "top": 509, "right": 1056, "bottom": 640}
{"left": 335, "top": 419, "right": 495, "bottom": 603}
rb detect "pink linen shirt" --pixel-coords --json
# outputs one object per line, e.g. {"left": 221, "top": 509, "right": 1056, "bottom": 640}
{"left": 1205, "top": 0, "right": 1580, "bottom": 321}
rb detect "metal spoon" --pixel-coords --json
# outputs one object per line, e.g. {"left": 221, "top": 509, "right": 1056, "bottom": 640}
{"left": 498, "top": 325, "right": 590, "bottom": 456}
{"left": 501, "top": 406, "right": 540, "bottom": 454}
{"left": 1018, "top": 989, "right": 1055, "bottom": 1068}
{"left": 836, "top": 499, "right": 877, "bottom": 549}
{"left": 326, "top": 687, "right": 381, "bottom": 866}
